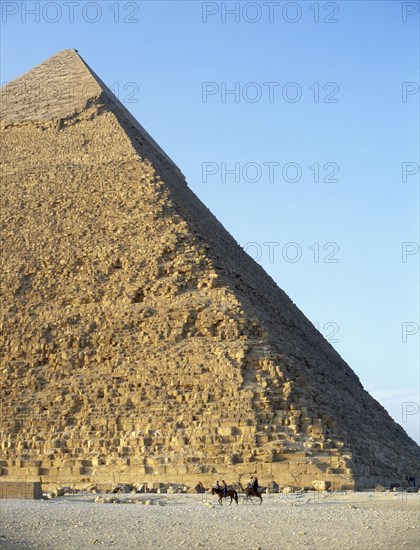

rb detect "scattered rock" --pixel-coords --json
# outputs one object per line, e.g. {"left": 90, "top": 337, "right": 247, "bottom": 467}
{"left": 55, "top": 486, "right": 72, "bottom": 497}
{"left": 268, "top": 481, "right": 280, "bottom": 493}
{"left": 111, "top": 483, "right": 132, "bottom": 494}
{"left": 95, "top": 496, "right": 120, "bottom": 504}
{"left": 312, "top": 480, "right": 331, "bottom": 492}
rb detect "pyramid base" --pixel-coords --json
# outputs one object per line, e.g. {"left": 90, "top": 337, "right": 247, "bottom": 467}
{"left": 0, "top": 454, "right": 375, "bottom": 491}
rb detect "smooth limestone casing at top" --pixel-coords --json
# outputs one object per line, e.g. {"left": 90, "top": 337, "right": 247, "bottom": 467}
{"left": 0, "top": 50, "right": 419, "bottom": 490}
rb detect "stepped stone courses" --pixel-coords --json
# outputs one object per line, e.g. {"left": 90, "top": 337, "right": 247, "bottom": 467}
{"left": 1, "top": 50, "right": 419, "bottom": 490}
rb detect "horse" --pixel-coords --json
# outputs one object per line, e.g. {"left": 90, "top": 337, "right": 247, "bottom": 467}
{"left": 211, "top": 487, "right": 239, "bottom": 506}
{"left": 244, "top": 485, "right": 263, "bottom": 505}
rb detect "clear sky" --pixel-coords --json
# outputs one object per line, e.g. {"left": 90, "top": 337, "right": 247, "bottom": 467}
{"left": 1, "top": 0, "right": 419, "bottom": 442}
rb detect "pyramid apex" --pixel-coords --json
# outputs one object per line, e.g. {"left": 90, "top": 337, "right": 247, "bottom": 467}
{"left": 0, "top": 49, "right": 103, "bottom": 123}
{"left": 1, "top": 49, "right": 182, "bottom": 174}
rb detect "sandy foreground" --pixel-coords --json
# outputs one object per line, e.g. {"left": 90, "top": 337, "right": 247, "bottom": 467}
{"left": 0, "top": 491, "right": 419, "bottom": 550}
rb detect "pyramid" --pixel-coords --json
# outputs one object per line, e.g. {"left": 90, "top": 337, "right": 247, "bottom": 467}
{"left": 1, "top": 50, "right": 418, "bottom": 490}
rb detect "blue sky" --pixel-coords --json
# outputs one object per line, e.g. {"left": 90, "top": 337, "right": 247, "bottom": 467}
{"left": 1, "top": 0, "right": 419, "bottom": 442}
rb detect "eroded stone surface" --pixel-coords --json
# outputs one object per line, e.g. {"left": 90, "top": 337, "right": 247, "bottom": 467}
{"left": 0, "top": 50, "right": 419, "bottom": 490}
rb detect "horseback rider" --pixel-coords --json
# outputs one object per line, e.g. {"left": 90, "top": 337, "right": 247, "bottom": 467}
{"left": 221, "top": 480, "right": 227, "bottom": 497}
{"left": 252, "top": 476, "right": 259, "bottom": 493}
{"left": 215, "top": 480, "right": 220, "bottom": 490}
{"left": 244, "top": 475, "right": 263, "bottom": 504}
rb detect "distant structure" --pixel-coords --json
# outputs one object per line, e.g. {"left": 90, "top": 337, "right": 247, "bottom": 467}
{"left": 0, "top": 50, "right": 418, "bottom": 489}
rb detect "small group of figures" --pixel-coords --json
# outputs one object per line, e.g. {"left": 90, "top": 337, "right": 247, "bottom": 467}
{"left": 210, "top": 476, "right": 262, "bottom": 506}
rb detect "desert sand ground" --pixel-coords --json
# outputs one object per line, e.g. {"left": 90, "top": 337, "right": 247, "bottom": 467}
{"left": 0, "top": 491, "right": 419, "bottom": 550}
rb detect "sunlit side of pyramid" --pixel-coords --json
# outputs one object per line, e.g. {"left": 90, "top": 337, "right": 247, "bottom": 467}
{"left": 1, "top": 50, "right": 418, "bottom": 489}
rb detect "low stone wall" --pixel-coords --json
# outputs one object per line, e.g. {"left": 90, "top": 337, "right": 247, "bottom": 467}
{"left": 0, "top": 481, "right": 43, "bottom": 500}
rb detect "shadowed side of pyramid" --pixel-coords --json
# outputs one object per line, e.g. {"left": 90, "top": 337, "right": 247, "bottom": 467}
{"left": 0, "top": 51, "right": 418, "bottom": 490}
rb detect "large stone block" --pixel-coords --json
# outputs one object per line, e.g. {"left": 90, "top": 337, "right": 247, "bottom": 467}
{"left": 312, "top": 480, "right": 331, "bottom": 491}
{"left": 0, "top": 481, "right": 43, "bottom": 500}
